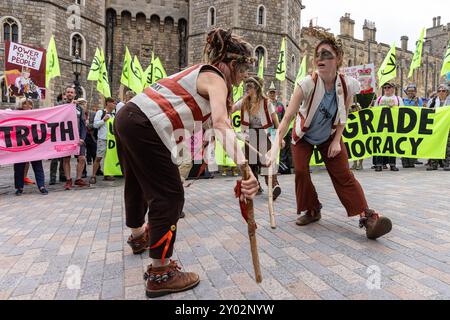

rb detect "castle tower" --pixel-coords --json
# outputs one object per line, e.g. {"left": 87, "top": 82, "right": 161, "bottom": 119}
{"left": 188, "top": 0, "right": 305, "bottom": 101}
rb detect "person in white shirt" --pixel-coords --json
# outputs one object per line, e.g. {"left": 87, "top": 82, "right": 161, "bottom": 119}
{"left": 373, "top": 82, "right": 403, "bottom": 172}
{"left": 89, "top": 97, "right": 116, "bottom": 184}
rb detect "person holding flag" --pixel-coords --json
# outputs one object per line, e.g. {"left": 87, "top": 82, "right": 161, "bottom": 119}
{"left": 268, "top": 33, "right": 393, "bottom": 240}
{"left": 114, "top": 28, "right": 259, "bottom": 298}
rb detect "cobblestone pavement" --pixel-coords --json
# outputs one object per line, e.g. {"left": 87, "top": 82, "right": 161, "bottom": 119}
{"left": 0, "top": 159, "right": 449, "bottom": 300}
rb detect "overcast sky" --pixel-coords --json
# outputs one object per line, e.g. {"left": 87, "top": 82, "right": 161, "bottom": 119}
{"left": 301, "top": 0, "right": 448, "bottom": 50}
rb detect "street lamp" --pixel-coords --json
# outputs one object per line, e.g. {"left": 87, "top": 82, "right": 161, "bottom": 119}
{"left": 71, "top": 50, "right": 83, "bottom": 99}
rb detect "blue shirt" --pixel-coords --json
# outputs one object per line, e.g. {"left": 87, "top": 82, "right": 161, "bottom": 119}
{"left": 303, "top": 87, "right": 337, "bottom": 145}
{"left": 403, "top": 97, "right": 423, "bottom": 107}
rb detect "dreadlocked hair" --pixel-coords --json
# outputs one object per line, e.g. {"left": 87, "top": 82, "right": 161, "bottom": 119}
{"left": 203, "top": 28, "right": 255, "bottom": 113}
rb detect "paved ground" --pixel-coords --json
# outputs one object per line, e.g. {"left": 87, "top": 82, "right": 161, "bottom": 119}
{"left": 0, "top": 159, "right": 450, "bottom": 300}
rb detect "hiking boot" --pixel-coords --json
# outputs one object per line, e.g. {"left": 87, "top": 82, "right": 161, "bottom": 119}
{"left": 272, "top": 185, "right": 281, "bottom": 201}
{"left": 359, "top": 209, "right": 392, "bottom": 240}
{"left": 64, "top": 179, "right": 73, "bottom": 190}
{"left": 74, "top": 179, "right": 89, "bottom": 187}
{"left": 144, "top": 260, "right": 200, "bottom": 298}
{"left": 296, "top": 204, "right": 322, "bottom": 226}
{"left": 127, "top": 224, "right": 150, "bottom": 255}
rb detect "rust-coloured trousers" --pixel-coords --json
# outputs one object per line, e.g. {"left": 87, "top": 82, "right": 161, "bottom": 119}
{"left": 114, "top": 103, "right": 183, "bottom": 259}
{"left": 291, "top": 137, "right": 368, "bottom": 217}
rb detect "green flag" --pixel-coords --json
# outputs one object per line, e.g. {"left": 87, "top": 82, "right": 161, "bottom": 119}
{"left": 441, "top": 40, "right": 450, "bottom": 77}
{"left": 45, "top": 35, "right": 60, "bottom": 87}
{"left": 143, "top": 52, "right": 168, "bottom": 88}
{"left": 120, "top": 46, "right": 132, "bottom": 87}
{"left": 378, "top": 43, "right": 396, "bottom": 88}
{"left": 295, "top": 56, "right": 307, "bottom": 86}
{"left": 276, "top": 37, "right": 287, "bottom": 81}
{"left": 233, "top": 82, "right": 244, "bottom": 103}
{"left": 258, "top": 56, "right": 264, "bottom": 79}
{"left": 96, "top": 49, "right": 111, "bottom": 98}
{"left": 87, "top": 48, "right": 102, "bottom": 81}
{"left": 408, "top": 28, "right": 425, "bottom": 79}
{"left": 129, "top": 55, "right": 144, "bottom": 94}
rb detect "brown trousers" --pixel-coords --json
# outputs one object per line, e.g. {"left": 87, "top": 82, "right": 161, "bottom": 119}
{"left": 292, "top": 137, "right": 368, "bottom": 217}
{"left": 114, "top": 103, "right": 183, "bottom": 259}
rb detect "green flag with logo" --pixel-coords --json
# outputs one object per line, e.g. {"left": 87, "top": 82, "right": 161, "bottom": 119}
{"left": 275, "top": 37, "right": 287, "bottom": 81}
{"left": 120, "top": 46, "right": 132, "bottom": 88}
{"left": 258, "top": 56, "right": 264, "bottom": 79}
{"left": 378, "top": 43, "right": 396, "bottom": 88}
{"left": 96, "top": 49, "right": 111, "bottom": 98}
{"left": 143, "top": 52, "right": 168, "bottom": 88}
{"left": 87, "top": 48, "right": 102, "bottom": 81}
{"left": 45, "top": 35, "right": 60, "bottom": 87}
{"left": 408, "top": 28, "right": 425, "bottom": 79}
{"left": 128, "top": 55, "right": 144, "bottom": 94}
{"left": 441, "top": 40, "right": 450, "bottom": 77}
{"left": 295, "top": 56, "right": 307, "bottom": 86}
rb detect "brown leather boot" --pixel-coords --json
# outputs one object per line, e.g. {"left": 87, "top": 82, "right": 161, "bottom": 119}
{"left": 359, "top": 209, "right": 392, "bottom": 240}
{"left": 296, "top": 204, "right": 322, "bottom": 226}
{"left": 144, "top": 260, "right": 200, "bottom": 298}
{"left": 127, "top": 224, "right": 150, "bottom": 254}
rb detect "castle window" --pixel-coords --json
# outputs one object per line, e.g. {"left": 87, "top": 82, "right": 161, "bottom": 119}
{"left": 257, "top": 5, "right": 266, "bottom": 26}
{"left": 70, "top": 32, "right": 86, "bottom": 60}
{"left": 291, "top": 55, "right": 296, "bottom": 77}
{"left": 74, "top": 0, "right": 85, "bottom": 5}
{"left": 255, "top": 46, "right": 266, "bottom": 69}
{"left": 1, "top": 17, "right": 21, "bottom": 43}
{"left": 208, "top": 7, "right": 216, "bottom": 27}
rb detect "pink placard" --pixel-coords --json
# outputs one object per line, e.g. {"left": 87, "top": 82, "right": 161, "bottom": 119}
{"left": 0, "top": 104, "right": 80, "bottom": 165}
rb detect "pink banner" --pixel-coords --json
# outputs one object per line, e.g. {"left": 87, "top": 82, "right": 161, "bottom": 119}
{"left": 0, "top": 104, "right": 80, "bottom": 165}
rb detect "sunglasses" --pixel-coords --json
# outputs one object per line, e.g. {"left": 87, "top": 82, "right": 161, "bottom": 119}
{"left": 315, "top": 49, "right": 336, "bottom": 60}
{"left": 437, "top": 90, "right": 447, "bottom": 92}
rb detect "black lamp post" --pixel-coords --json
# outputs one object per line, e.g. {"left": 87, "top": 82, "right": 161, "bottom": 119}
{"left": 71, "top": 50, "right": 83, "bottom": 99}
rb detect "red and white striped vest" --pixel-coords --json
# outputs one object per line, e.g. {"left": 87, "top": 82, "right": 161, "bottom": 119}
{"left": 240, "top": 98, "right": 274, "bottom": 132}
{"left": 130, "top": 64, "right": 219, "bottom": 154}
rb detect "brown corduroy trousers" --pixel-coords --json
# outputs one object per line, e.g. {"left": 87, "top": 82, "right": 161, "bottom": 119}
{"left": 114, "top": 103, "right": 184, "bottom": 259}
{"left": 291, "top": 136, "right": 368, "bottom": 217}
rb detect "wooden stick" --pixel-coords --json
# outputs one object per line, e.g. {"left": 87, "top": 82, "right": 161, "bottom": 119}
{"left": 242, "top": 161, "right": 263, "bottom": 283}
{"left": 267, "top": 166, "right": 276, "bottom": 229}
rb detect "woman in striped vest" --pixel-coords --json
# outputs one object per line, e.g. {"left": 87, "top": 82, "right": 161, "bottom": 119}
{"left": 234, "top": 76, "right": 282, "bottom": 200}
{"left": 114, "top": 28, "right": 259, "bottom": 298}
{"left": 269, "top": 34, "right": 393, "bottom": 240}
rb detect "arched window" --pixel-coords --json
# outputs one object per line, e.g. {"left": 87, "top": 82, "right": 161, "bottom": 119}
{"left": 70, "top": 32, "right": 86, "bottom": 59}
{"left": 255, "top": 46, "right": 265, "bottom": 69}
{"left": 257, "top": 5, "right": 266, "bottom": 26}
{"left": 291, "top": 55, "right": 296, "bottom": 77}
{"left": 208, "top": 7, "right": 216, "bottom": 27}
{"left": 1, "top": 17, "right": 21, "bottom": 43}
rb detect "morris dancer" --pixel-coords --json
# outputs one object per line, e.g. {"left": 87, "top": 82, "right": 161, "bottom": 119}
{"left": 270, "top": 34, "right": 393, "bottom": 240}
{"left": 234, "top": 76, "right": 282, "bottom": 200}
{"left": 114, "top": 28, "right": 259, "bottom": 298}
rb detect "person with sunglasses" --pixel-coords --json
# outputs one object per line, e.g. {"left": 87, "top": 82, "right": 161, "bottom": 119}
{"left": 269, "top": 34, "right": 392, "bottom": 240}
{"left": 373, "top": 82, "right": 403, "bottom": 172}
{"left": 427, "top": 84, "right": 450, "bottom": 171}
{"left": 233, "top": 76, "right": 282, "bottom": 200}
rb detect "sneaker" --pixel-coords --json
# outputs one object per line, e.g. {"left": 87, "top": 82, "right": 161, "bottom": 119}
{"left": 103, "top": 176, "right": 115, "bottom": 181}
{"left": 89, "top": 176, "right": 97, "bottom": 184}
{"left": 296, "top": 205, "right": 322, "bottom": 226}
{"left": 39, "top": 187, "right": 49, "bottom": 195}
{"left": 272, "top": 185, "right": 281, "bottom": 201}
{"left": 15, "top": 189, "right": 23, "bottom": 196}
{"left": 74, "top": 179, "right": 89, "bottom": 187}
{"left": 359, "top": 209, "right": 392, "bottom": 240}
{"left": 127, "top": 224, "right": 150, "bottom": 255}
{"left": 390, "top": 165, "right": 399, "bottom": 172}
{"left": 144, "top": 260, "right": 200, "bottom": 298}
{"left": 64, "top": 179, "right": 73, "bottom": 190}
{"left": 24, "top": 177, "right": 35, "bottom": 185}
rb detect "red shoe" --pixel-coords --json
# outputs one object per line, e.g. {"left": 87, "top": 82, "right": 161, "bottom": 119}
{"left": 74, "top": 179, "right": 89, "bottom": 187}
{"left": 64, "top": 179, "right": 73, "bottom": 190}
{"left": 24, "top": 177, "right": 35, "bottom": 185}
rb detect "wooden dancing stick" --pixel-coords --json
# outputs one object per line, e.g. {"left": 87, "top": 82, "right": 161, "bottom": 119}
{"left": 241, "top": 161, "right": 263, "bottom": 283}
{"left": 267, "top": 164, "right": 276, "bottom": 229}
